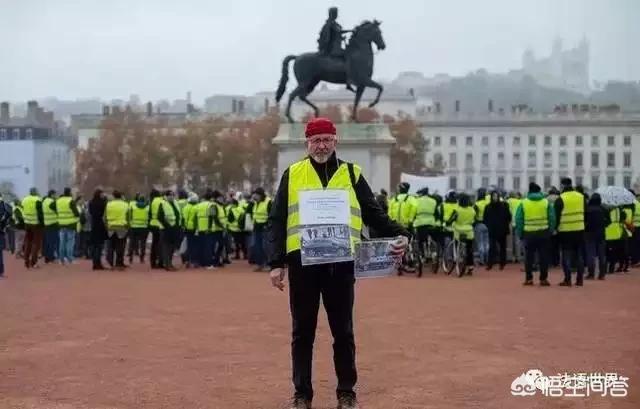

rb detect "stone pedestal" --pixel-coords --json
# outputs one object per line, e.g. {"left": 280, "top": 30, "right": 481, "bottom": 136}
{"left": 272, "top": 123, "right": 396, "bottom": 193}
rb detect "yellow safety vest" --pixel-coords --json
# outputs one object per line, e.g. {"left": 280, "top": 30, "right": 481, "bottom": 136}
{"left": 522, "top": 198, "right": 549, "bottom": 232}
{"left": 388, "top": 193, "right": 417, "bottom": 228}
{"left": 56, "top": 196, "right": 76, "bottom": 226}
{"left": 182, "top": 203, "right": 195, "bottom": 231}
{"left": 163, "top": 201, "right": 178, "bottom": 227}
{"left": 622, "top": 207, "right": 633, "bottom": 237}
{"left": 286, "top": 158, "right": 362, "bottom": 254}
{"left": 105, "top": 199, "right": 129, "bottom": 229}
{"left": 605, "top": 208, "right": 623, "bottom": 241}
{"left": 414, "top": 195, "right": 437, "bottom": 227}
{"left": 254, "top": 198, "right": 271, "bottom": 224}
{"left": 149, "top": 197, "right": 165, "bottom": 229}
{"left": 130, "top": 203, "right": 149, "bottom": 228}
{"left": 453, "top": 206, "right": 476, "bottom": 240}
{"left": 211, "top": 203, "right": 226, "bottom": 232}
{"left": 227, "top": 205, "right": 244, "bottom": 233}
{"left": 558, "top": 191, "right": 585, "bottom": 232}
{"left": 42, "top": 197, "right": 57, "bottom": 226}
{"left": 475, "top": 196, "right": 490, "bottom": 222}
{"left": 507, "top": 198, "right": 522, "bottom": 227}
{"left": 194, "top": 202, "right": 211, "bottom": 233}
{"left": 442, "top": 202, "right": 457, "bottom": 232}
{"left": 634, "top": 200, "right": 640, "bottom": 227}
{"left": 21, "top": 195, "right": 41, "bottom": 225}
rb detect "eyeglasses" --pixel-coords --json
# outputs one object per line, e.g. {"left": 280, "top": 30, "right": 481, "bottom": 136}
{"left": 308, "top": 136, "right": 335, "bottom": 145}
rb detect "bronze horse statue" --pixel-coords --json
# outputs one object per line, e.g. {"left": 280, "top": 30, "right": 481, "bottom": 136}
{"left": 275, "top": 20, "right": 386, "bottom": 123}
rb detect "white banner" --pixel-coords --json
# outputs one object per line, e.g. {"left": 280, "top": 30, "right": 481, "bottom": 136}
{"left": 400, "top": 173, "right": 449, "bottom": 195}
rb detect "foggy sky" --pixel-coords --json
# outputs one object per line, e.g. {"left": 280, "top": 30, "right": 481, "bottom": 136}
{"left": 0, "top": 0, "right": 638, "bottom": 102}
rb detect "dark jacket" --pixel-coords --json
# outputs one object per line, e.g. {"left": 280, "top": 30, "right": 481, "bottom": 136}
{"left": 89, "top": 196, "right": 107, "bottom": 240}
{"left": 483, "top": 199, "right": 511, "bottom": 237}
{"left": 266, "top": 153, "right": 410, "bottom": 269}
{"left": 585, "top": 204, "right": 610, "bottom": 241}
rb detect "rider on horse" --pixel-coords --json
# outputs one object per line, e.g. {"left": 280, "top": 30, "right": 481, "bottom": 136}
{"left": 317, "top": 7, "right": 354, "bottom": 91}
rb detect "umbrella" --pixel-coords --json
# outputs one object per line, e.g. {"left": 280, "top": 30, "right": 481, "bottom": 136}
{"left": 594, "top": 186, "right": 636, "bottom": 207}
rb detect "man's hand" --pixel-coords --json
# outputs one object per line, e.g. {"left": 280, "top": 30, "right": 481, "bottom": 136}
{"left": 270, "top": 268, "right": 285, "bottom": 291}
{"left": 389, "top": 235, "right": 409, "bottom": 256}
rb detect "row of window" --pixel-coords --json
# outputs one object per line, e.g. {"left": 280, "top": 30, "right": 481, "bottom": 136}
{"left": 432, "top": 134, "right": 633, "bottom": 148}
{"left": 449, "top": 174, "right": 634, "bottom": 192}
{"left": 442, "top": 151, "right": 632, "bottom": 169}
{"left": 0, "top": 128, "right": 34, "bottom": 140}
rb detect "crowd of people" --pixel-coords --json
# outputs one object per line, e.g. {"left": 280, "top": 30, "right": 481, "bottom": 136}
{"left": 0, "top": 186, "right": 274, "bottom": 276}
{"left": 378, "top": 177, "right": 640, "bottom": 285}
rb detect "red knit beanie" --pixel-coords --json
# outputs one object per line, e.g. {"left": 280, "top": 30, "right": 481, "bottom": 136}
{"left": 305, "top": 117, "right": 336, "bottom": 138}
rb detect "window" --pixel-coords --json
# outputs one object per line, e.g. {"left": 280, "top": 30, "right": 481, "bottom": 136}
{"left": 592, "top": 135, "right": 599, "bottom": 146}
{"left": 560, "top": 135, "right": 567, "bottom": 146}
{"left": 13, "top": 129, "right": 20, "bottom": 139}
{"left": 607, "top": 135, "right": 615, "bottom": 146}
{"left": 624, "top": 175, "right": 632, "bottom": 188}
{"left": 25, "top": 128, "right": 33, "bottom": 139}
{"left": 482, "top": 177, "right": 489, "bottom": 187}
{"left": 591, "top": 152, "right": 599, "bottom": 167}
{"left": 482, "top": 153, "right": 489, "bottom": 167}
{"left": 607, "top": 175, "right": 615, "bottom": 186}
{"left": 544, "top": 151, "right": 552, "bottom": 167}
{"left": 513, "top": 176, "right": 521, "bottom": 192}
{"left": 528, "top": 135, "right": 536, "bottom": 146}
{"left": 624, "top": 135, "right": 631, "bottom": 146}
{"left": 498, "top": 135, "right": 504, "bottom": 146}
{"left": 624, "top": 152, "right": 631, "bottom": 167}
{"left": 482, "top": 136, "right": 489, "bottom": 146}
{"left": 450, "top": 136, "right": 457, "bottom": 146}
{"left": 528, "top": 151, "right": 536, "bottom": 167}
{"left": 434, "top": 136, "right": 441, "bottom": 146}
{"left": 544, "top": 175, "right": 551, "bottom": 189}
{"left": 449, "top": 176, "right": 457, "bottom": 190}
{"left": 0, "top": 129, "right": 6, "bottom": 139}
{"left": 465, "top": 153, "right": 473, "bottom": 167}
{"left": 591, "top": 176, "right": 599, "bottom": 189}
{"left": 449, "top": 153, "right": 457, "bottom": 168}
{"left": 576, "top": 176, "right": 583, "bottom": 187}
{"left": 497, "top": 176, "right": 505, "bottom": 189}
{"left": 544, "top": 135, "right": 551, "bottom": 146}
{"left": 465, "top": 176, "right": 473, "bottom": 190}
{"left": 513, "top": 136, "right": 521, "bottom": 146}
{"left": 576, "top": 135, "right": 583, "bottom": 146}
{"left": 576, "top": 152, "right": 583, "bottom": 167}
{"left": 513, "top": 152, "right": 521, "bottom": 168}
{"left": 559, "top": 152, "right": 568, "bottom": 168}
{"left": 466, "top": 136, "right": 473, "bottom": 146}
{"left": 498, "top": 152, "right": 505, "bottom": 166}
{"left": 607, "top": 152, "right": 615, "bottom": 168}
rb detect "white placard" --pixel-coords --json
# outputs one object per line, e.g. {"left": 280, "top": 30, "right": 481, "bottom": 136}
{"left": 299, "top": 189, "right": 350, "bottom": 226}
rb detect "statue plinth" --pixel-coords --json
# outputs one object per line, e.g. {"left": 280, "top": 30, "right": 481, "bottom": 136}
{"left": 272, "top": 123, "right": 396, "bottom": 193}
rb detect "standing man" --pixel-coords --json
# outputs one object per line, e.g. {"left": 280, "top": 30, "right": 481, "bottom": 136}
{"left": 128, "top": 193, "right": 149, "bottom": 264}
{"left": 473, "top": 188, "right": 490, "bottom": 265}
{"left": 555, "top": 178, "right": 586, "bottom": 286}
{"left": 483, "top": 190, "right": 511, "bottom": 270}
{"left": 266, "top": 117, "right": 410, "bottom": 409}
{"left": 631, "top": 191, "right": 640, "bottom": 266}
{"left": 56, "top": 187, "right": 79, "bottom": 265}
{"left": 21, "top": 188, "right": 44, "bottom": 269}
{"left": 0, "top": 194, "right": 12, "bottom": 278}
{"left": 105, "top": 190, "right": 129, "bottom": 270}
{"left": 89, "top": 189, "right": 108, "bottom": 270}
{"left": 42, "top": 189, "right": 58, "bottom": 263}
{"left": 515, "top": 182, "right": 556, "bottom": 286}
{"left": 149, "top": 189, "right": 167, "bottom": 269}
{"left": 247, "top": 187, "right": 271, "bottom": 271}
{"left": 507, "top": 191, "right": 523, "bottom": 263}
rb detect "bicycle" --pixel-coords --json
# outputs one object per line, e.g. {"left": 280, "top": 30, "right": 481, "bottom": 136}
{"left": 416, "top": 234, "right": 441, "bottom": 276}
{"left": 442, "top": 233, "right": 471, "bottom": 277}
{"left": 405, "top": 238, "right": 423, "bottom": 277}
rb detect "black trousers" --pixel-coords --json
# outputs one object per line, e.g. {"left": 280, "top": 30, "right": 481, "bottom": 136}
{"left": 232, "top": 232, "right": 248, "bottom": 259}
{"left": 631, "top": 230, "right": 640, "bottom": 264}
{"left": 128, "top": 228, "right": 148, "bottom": 262}
{"left": 150, "top": 227, "right": 164, "bottom": 268}
{"left": 559, "top": 232, "right": 585, "bottom": 284}
{"left": 487, "top": 234, "right": 507, "bottom": 268}
{"left": 91, "top": 237, "right": 105, "bottom": 268}
{"left": 107, "top": 233, "right": 126, "bottom": 267}
{"left": 606, "top": 239, "right": 624, "bottom": 274}
{"left": 524, "top": 235, "right": 549, "bottom": 282}
{"left": 288, "top": 257, "right": 357, "bottom": 401}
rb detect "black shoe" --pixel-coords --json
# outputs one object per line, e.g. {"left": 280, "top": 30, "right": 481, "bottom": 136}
{"left": 575, "top": 281, "right": 583, "bottom": 287}
{"left": 337, "top": 393, "right": 358, "bottom": 409}
{"left": 289, "top": 396, "right": 312, "bottom": 409}
{"left": 597, "top": 275, "right": 605, "bottom": 280}
{"left": 585, "top": 274, "right": 595, "bottom": 280}
{"left": 523, "top": 279, "right": 534, "bottom": 286}
{"left": 558, "top": 281, "right": 572, "bottom": 287}
{"left": 539, "top": 279, "right": 550, "bottom": 286}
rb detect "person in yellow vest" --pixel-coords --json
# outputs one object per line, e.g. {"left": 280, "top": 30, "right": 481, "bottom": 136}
{"left": 226, "top": 198, "right": 247, "bottom": 260}
{"left": 21, "top": 188, "right": 44, "bottom": 269}
{"left": 507, "top": 191, "right": 523, "bottom": 263}
{"left": 180, "top": 192, "right": 198, "bottom": 267}
{"left": 515, "top": 182, "right": 557, "bottom": 286}
{"left": 193, "top": 190, "right": 215, "bottom": 268}
{"left": 618, "top": 203, "right": 633, "bottom": 272}
{"left": 42, "top": 189, "right": 59, "bottom": 263}
{"left": 162, "top": 190, "right": 181, "bottom": 271}
{"left": 104, "top": 190, "right": 130, "bottom": 269}
{"left": 631, "top": 191, "right": 640, "bottom": 266}
{"left": 148, "top": 189, "right": 169, "bottom": 269}
{"left": 248, "top": 187, "right": 272, "bottom": 272}
{"left": 605, "top": 205, "right": 624, "bottom": 275}
{"left": 413, "top": 187, "right": 441, "bottom": 276}
{"left": 11, "top": 199, "right": 25, "bottom": 259}
{"left": 209, "top": 190, "right": 227, "bottom": 268}
{"left": 128, "top": 193, "right": 149, "bottom": 264}
{"left": 473, "top": 188, "right": 490, "bottom": 265}
{"left": 445, "top": 193, "right": 476, "bottom": 275}
{"left": 439, "top": 190, "right": 458, "bottom": 262}
{"left": 387, "top": 182, "right": 417, "bottom": 228}
{"left": 265, "top": 117, "right": 409, "bottom": 409}
{"left": 56, "top": 187, "right": 80, "bottom": 265}
{"left": 554, "top": 178, "right": 586, "bottom": 286}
